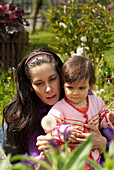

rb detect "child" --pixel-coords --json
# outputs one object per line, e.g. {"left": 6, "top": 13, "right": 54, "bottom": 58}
{"left": 43, "top": 55, "right": 114, "bottom": 164}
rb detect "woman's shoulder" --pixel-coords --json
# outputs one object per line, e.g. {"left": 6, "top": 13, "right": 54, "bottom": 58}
{"left": 0, "top": 123, "right": 7, "bottom": 150}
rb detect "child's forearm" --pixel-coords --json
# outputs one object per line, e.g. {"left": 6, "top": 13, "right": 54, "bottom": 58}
{"left": 109, "top": 111, "right": 114, "bottom": 125}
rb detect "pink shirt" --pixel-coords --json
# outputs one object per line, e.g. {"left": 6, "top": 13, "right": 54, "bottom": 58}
{"left": 47, "top": 95, "right": 114, "bottom": 162}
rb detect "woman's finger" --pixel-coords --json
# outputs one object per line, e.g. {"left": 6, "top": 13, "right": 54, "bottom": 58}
{"left": 68, "top": 143, "right": 80, "bottom": 148}
{"left": 36, "top": 140, "right": 49, "bottom": 147}
{"left": 37, "top": 134, "right": 53, "bottom": 141}
{"left": 84, "top": 124, "right": 100, "bottom": 133}
{"left": 38, "top": 145, "right": 50, "bottom": 151}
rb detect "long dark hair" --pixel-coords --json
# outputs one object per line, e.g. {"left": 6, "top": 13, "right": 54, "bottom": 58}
{"left": 2, "top": 47, "right": 63, "bottom": 154}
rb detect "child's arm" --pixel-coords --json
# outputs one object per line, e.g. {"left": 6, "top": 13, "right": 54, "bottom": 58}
{"left": 109, "top": 111, "right": 114, "bottom": 125}
{"left": 98, "top": 98, "right": 114, "bottom": 129}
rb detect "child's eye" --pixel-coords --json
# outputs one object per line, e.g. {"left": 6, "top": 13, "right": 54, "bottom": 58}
{"left": 79, "top": 87, "right": 85, "bottom": 90}
{"left": 67, "top": 86, "right": 73, "bottom": 89}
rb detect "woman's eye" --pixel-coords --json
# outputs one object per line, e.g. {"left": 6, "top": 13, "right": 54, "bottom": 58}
{"left": 49, "top": 77, "right": 56, "bottom": 81}
{"left": 36, "top": 82, "right": 43, "bottom": 86}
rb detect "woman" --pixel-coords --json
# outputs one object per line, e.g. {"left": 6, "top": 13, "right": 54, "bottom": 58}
{"left": 2, "top": 47, "right": 107, "bottom": 159}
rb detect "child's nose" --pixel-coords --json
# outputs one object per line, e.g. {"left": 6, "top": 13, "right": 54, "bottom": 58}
{"left": 73, "top": 90, "right": 79, "bottom": 95}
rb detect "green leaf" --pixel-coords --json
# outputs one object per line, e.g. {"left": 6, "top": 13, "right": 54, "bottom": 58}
{"left": 0, "top": 154, "right": 12, "bottom": 170}
{"left": 61, "top": 135, "right": 93, "bottom": 170}
{"left": 86, "top": 157, "right": 102, "bottom": 170}
{"left": 45, "top": 145, "right": 64, "bottom": 169}
{"left": 12, "top": 162, "right": 33, "bottom": 170}
{"left": 109, "top": 140, "right": 114, "bottom": 156}
{"left": 11, "top": 154, "right": 52, "bottom": 170}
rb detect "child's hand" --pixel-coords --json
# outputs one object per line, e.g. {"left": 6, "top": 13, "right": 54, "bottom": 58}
{"left": 109, "top": 111, "right": 114, "bottom": 125}
{"left": 67, "top": 126, "right": 81, "bottom": 143}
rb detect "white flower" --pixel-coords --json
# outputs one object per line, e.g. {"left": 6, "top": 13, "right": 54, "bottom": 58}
{"left": 97, "top": 3, "right": 102, "bottom": 8}
{"left": 94, "top": 90, "right": 100, "bottom": 96}
{"left": 64, "top": 5, "right": 67, "bottom": 14}
{"left": 107, "top": 80, "right": 111, "bottom": 85}
{"left": 81, "top": 36, "right": 87, "bottom": 42}
{"left": 92, "top": 9, "right": 96, "bottom": 13}
{"left": 71, "top": 53, "right": 77, "bottom": 57}
{"left": 55, "top": 36, "right": 60, "bottom": 40}
{"left": 76, "top": 46, "right": 84, "bottom": 55}
{"left": 85, "top": 46, "right": 89, "bottom": 50}
{"left": 93, "top": 38, "right": 98, "bottom": 43}
{"left": 100, "top": 89, "right": 105, "bottom": 93}
{"left": 59, "top": 22, "right": 67, "bottom": 28}
{"left": 75, "top": 35, "right": 77, "bottom": 39}
{"left": 41, "top": 115, "right": 56, "bottom": 131}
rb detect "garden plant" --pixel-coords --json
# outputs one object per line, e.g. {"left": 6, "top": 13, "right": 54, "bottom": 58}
{"left": 47, "top": 0, "right": 114, "bottom": 107}
{"left": 0, "top": 0, "right": 114, "bottom": 169}
{"left": 0, "top": 131, "right": 114, "bottom": 169}
{"left": 0, "top": 0, "right": 29, "bottom": 38}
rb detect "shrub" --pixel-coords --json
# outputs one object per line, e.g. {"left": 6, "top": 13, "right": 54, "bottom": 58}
{"left": 0, "top": 0, "right": 29, "bottom": 39}
{"left": 48, "top": 0, "right": 113, "bottom": 67}
{"left": 47, "top": 0, "right": 114, "bottom": 105}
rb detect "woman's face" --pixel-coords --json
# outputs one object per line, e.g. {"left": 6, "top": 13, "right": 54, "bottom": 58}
{"left": 29, "top": 63, "right": 61, "bottom": 105}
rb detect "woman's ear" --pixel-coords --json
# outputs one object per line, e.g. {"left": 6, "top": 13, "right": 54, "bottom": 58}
{"left": 27, "top": 84, "right": 33, "bottom": 91}
{"left": 30, "top": 87, "right": 33, "bottom": 91}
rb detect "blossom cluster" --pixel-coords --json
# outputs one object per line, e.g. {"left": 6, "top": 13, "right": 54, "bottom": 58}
{"left": 0, "top": 0, "right": 29, "bottom": 35}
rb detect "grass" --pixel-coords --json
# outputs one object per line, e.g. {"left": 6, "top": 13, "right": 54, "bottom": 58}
{"left": 21, "top": 29, "right": 58, "bottom": 57}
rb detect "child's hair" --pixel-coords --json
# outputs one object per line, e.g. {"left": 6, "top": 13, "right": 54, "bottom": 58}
{"left": 61, "top": 55, "right": 96, "bottom": 87}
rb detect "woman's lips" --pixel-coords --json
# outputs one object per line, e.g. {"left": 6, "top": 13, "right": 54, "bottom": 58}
{"left": 46, "top": 94, "right": 56, "bottom": 100}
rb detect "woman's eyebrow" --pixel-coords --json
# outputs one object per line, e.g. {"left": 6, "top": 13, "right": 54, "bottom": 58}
{"left": 49, "top": 73, "right": 57, "bottom": 78}
{"left": 34, "top": 79, "right": 43, "bottom": 83}
{"left": 33, "top": 74, "right": 57, "bottom": 83}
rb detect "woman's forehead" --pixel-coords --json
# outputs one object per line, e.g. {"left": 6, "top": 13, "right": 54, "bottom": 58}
{"left": 29, "top": 63, "right": 57, "bottom": 82}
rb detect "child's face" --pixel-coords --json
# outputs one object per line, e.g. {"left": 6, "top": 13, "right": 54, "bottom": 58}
{"left": 64, "top": 78, "right": 90, "bottom": 107}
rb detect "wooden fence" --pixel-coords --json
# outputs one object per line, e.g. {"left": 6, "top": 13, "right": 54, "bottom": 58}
{"left": 0, "top": 31, "right": 29, "bottom": 70}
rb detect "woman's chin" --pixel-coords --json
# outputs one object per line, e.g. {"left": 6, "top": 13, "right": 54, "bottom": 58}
{"left": 46, "top": 95, "right": 59, "bottom": 106}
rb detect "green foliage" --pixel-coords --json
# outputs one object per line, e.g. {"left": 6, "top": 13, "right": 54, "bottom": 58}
{"left": 0, "top": 135, "right": 94, "bottom": 169}
{"left": 21, "top": 29, "right": 58, "bottom": 57}
{"left": 47, "top": 0, "right": 114, "bottom": 106}
{"left": 48, "top": 0, "right": 113, "bottom": 66}
{"left": 1, "top": 137, "right": 114, "bottom": 170}
{"left": 0, "top": 68, "right": 16, "bottom": 126}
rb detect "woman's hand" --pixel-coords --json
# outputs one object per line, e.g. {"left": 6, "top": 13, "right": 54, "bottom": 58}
{"left": 84, "top": 124, "right": 107, "bottom": 153}
{"left": 68, "top": 124, "right": 107, "bottom": 154}
{"left": 36, "top": 134, "right": 56, "bottom": 151}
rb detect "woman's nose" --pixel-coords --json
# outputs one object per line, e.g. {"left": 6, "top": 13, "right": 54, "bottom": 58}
{"left": 45, "top": 83, "right": 52, "bottom": 93}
